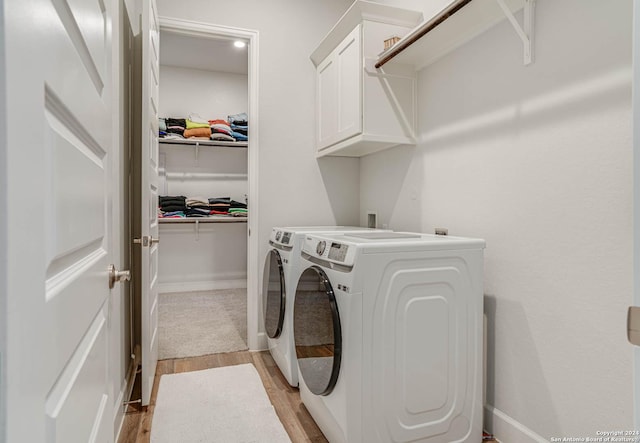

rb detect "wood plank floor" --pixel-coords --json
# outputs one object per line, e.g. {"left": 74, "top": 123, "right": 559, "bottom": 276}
{"left": 117, "top": 351, "right": 328, "bottom": 443}
{"left": 118, "top": 350, "right": 500, "bottom": 443}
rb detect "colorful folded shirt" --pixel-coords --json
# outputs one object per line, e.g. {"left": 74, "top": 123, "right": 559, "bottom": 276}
{"left": 184, "top": 127, "right": 212, "bottom": 138}
{"left": 186, "top": 118, "right": 210, "bottom": 129}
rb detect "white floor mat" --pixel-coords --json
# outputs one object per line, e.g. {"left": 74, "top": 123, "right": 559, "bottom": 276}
{"left": 151, "top": 364, "right": 291, "bottom": 443}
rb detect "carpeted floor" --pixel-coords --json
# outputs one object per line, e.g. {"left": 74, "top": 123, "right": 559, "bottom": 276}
{"left": 158, "top": 289, "right": 248, "bottom": 360}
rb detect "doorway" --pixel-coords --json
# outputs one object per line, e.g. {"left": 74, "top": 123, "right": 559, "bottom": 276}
{"left": 127, "top": 16, "right": 260, "bottom": 404}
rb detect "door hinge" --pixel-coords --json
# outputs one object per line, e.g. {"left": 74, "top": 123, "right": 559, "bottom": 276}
{"left": 627, "top": 307, "right": 640, "bottom": 346}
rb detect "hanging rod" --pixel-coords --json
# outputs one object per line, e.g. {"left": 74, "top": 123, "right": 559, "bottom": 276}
{"left": 375, "top": 0, "right": 473, "bottom": 69}
{"left": 375, "top": 0, "right": 534, "bottom": 69}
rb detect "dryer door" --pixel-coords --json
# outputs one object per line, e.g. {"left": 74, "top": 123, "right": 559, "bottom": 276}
{"left": 294, "top": 265, "right": 341, "bottom": 396}
{"left": 263, "top": 249, "right": 286, "bottom": 339}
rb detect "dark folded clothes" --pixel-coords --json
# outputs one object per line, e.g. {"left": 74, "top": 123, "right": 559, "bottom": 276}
{"left": 186, "top": 208, "right": 211, "bottom": 216}
{"left": 160, "top": 202, "right": 187, "bottom": 208}
{"left": 187, "top": 205, "right": 213, "bottom": 210}
{"left": 160, "top": 195, "right": 186, "bottom": 203}
{"left": 161, "top": 205, "right": 187, "bottom": 212}
{"left": 165, "top": 118, "right": 186, "bottom": 128}
{"left": 230, "top": 126, "right": 248, "bottom": 136}
{"left": 185, "top": 213, "right": 207, "bottom": 218}
{"left": 229, "top": 200, "right": 247, "bottom": 209}
{"left": 208, "top": 197, "right": 231, "bottom": 204}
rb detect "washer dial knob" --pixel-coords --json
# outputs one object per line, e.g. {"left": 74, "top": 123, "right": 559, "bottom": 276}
{"left": 275, "top": 231, "right": 281, "bottom": 241}
{"left": 316, "top": 240, "right": 326, "bottom": 256}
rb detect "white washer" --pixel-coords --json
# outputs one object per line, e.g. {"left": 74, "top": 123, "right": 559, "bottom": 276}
{"left": 293, "top": 232, "right": 485, "bottom": 443}
{"left": 263, "top": 226, "right": 389, "bottom": 387}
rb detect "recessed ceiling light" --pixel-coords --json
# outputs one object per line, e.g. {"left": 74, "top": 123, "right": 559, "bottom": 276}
{"left": 233, "top": 40, "right": 246, "bottom": 48}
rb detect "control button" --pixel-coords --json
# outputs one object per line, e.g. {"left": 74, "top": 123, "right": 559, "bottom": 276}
{"left": 316, "top": 240, "right": 326, "bottom": 256}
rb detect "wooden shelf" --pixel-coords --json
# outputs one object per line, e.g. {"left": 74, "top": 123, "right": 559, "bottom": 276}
{"left": 159, "top": 138, "right": 248, "bottom": 148}
{"left": 159, "top": 216, "right": 247, "bottom": 224}
{"left": 376, "top": 0, "right": 526, "bottom": 71}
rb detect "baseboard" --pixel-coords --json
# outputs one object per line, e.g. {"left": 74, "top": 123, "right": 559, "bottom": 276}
{"left": 114, "top": 345, "right": 141, "bottom": 442}
{"left": 484, "top": 404, "right": 547, "bottom": 443}
{"left": 159, "top": 279, "right": 247, "bottom": 293}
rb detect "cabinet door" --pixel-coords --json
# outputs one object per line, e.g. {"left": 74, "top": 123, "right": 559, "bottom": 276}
{"left": 335, "top": 25, "right": 362, "bottom": 144}
{"left": 317, "top": 53, "right": 338, "bottom": 149}
{"left": 316, "top": 25, "right": 362, "bottom": 151}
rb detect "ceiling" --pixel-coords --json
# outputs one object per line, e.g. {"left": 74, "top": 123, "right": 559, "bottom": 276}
{"left": 159, "top": 31, "right": 249, "bottom": 75}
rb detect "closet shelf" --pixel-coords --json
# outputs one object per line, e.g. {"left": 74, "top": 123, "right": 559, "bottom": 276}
{"left": 375, "top": 0, "right": 530, "bottom": 71}
{"left": 159, "top": 216, "right": 247, "bottom": 224}
{"left": 159, "top": 138, "right": 248, "bottom": 148}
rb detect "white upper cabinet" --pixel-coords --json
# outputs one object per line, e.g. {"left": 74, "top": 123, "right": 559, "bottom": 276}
{"left": 317, "top": 25, "right": 362, "bottom": 149}
{"left": 311, "top": 1, "right": 423, "bottom": 157}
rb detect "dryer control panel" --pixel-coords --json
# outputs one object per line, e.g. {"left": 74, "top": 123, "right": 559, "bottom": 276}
{"left": 303, "top": 234, "right": 358, "bottom": 267}
{"left": 328, "top": 242, "right": 349, "bottom": 262}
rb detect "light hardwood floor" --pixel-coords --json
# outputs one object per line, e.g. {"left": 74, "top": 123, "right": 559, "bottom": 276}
{"left": 118, "top": 351, "right": 499, "bottom": 443}
{"left": 117, "top": 351, "right": 328, "bottom": 443}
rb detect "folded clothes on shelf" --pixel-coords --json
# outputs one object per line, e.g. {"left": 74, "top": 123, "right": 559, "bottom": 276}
{"left": 228, "top": 112, "right": 248, "bottom": 126}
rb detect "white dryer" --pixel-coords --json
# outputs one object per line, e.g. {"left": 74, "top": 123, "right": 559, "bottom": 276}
{"left": 293, "top": 232, "right": 485, "bottom": 443}
{"left": 263, "top": 226, "right": 389, "bottom": 387}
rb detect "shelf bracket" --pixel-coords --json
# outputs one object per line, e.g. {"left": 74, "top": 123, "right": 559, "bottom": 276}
{"left": 495, "top": 0, "right": 535, "bottom": 65}
{"left": 194, "top": 219, "right": 200, "bottom": 241}
{"left": 195, "top": 141, "right": 200, "bottom": 161}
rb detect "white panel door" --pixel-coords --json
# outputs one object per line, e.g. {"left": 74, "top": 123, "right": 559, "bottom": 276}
{"left": 140, "top": 0, "right": 161, "bottom": 406}
{"left": 3, "top": 0, "right": 118, "bottom": 441}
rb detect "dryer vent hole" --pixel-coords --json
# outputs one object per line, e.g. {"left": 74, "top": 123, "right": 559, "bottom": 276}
{"left": 367, "top": 212, "right": 377, "bottom": 229}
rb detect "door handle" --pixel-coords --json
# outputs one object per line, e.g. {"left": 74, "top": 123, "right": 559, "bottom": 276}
{"left": 133, "top": 236, "right": 159, "bottom": 247}
{"left": 108, "top": 264, "right": 131, "bottom": 289}
{"left": 628, "top": 307, "right": 640, "bottom": 346}
{"left": 133, "top": 237, "right": 148, "bottom": 246}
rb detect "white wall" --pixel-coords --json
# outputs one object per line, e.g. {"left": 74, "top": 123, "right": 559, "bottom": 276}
{"left": 371, "top": 0, "right": 452, "bottom": 24}
{"left": 158, "top": 144, "right": 248, "bottom": 290}
{"left": 159, "top": 64, "right": 247, "bottom": 119}
{"left": 156, "top": 0, "right": 360, "bottom": 317}
{"left": 158, "top": 65, "right": 249, "bottom": 290}
{"left": 361, "top": 0, "right": 633, "bottom": 439}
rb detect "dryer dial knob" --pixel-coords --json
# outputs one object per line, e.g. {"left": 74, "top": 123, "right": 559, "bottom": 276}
{"left": 275, "top": 231, "right": 281, "bottom": 241}
{"left": 316, "top": 241, "right": 326, "bottom": 256}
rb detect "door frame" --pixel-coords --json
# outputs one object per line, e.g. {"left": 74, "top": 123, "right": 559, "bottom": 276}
{"left": 157, "top": 17, "right": 261, "bottom": 350}
{"left": 633, "top": 0, "right": 640, "bottom": 429}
